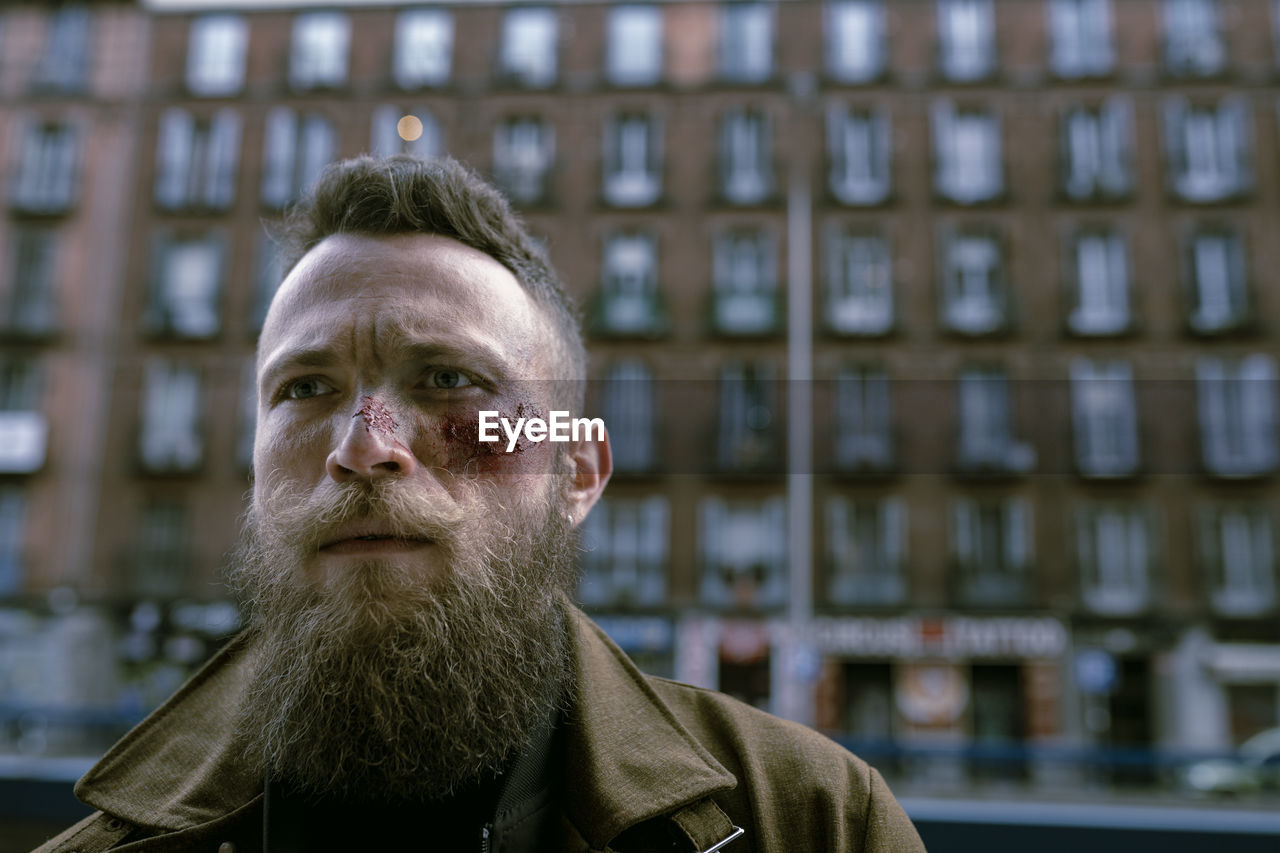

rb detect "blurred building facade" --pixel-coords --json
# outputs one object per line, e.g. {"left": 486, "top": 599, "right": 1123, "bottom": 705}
{"left": 1, "top": 0, "right": 1278, "bottom": 791}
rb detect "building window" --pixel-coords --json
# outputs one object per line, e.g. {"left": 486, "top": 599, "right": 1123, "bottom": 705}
{"left": 1066, "top": 227, "right": 1130, "bottom": 335}
{"left": 592, "top": 232, "right": 664, "bottom": 337}
{"left": 699, "top": 496, "right": 787, "bottom": 610}
{"left": 827, "top": 497, "right": 905, "bottom": 606}
{"left": 248, "top": 234, "right": 284, "bottom": 334}
{"left": 135, "top": 501, "right": 190, "bottom": 596}
{"left": 1185, "top": 227, "right": 1248, "bottom": 334}
{"left": 1061, "top": 99, "right": 1132, "bottom": 201}
{"left": 606, "top": 4, "right": 663, "bottom": 86}
{"left": 579, "top": 497, "right": 668, "bottom": 608}
{"left": 0, "top": 359, "right": 48, "bottom": 480}
{"left": 834, "top": 364, "right": 894, "bottom": 472}
{"left": 289, "top": 11, "right": 349, "bottom": 91}
{"left": 393, "top": 8, "right": 453, "bottom": 89}
{"left": 1070, "top": 358, "right": 1139, "bottom": 478}
{"left": 602, "top": 113, "right": 662, "bottom": 208}
{"left": 719, "top": 109, "right": 773, "bottom": 205}
{"left": 825, "top": 227, "right": 892, "bottom": 336}
{"left": 186, "top": 14, "right": 248, "bottom": 97}
{"left": 144, "top": 233, "right": 225, "bottom": 340}
{"left": 827, "top": 105, "right": 891, "bottom": 206}
{"left": 956, "top": 367, "right": 1035, "bottom": 474}
{"left": 1197, "top": 355, "right": 1279, "bottom": 478}
{"left": 32, "top": 5, "right": 91, "bottom": 92}
{"left": 719, "top": 2, "right": 773, "bottom": 82}
{"left": 939, "top": 228, "right": 1008, "bottom": 334}
{"left": 9, "top": 122, "right": 79, "bottom": 216}
{"left": 370, "top": 106, "right": 441, "bottom": 159}
{"left": 0, "top": 359, "right": 47, "bottom": 476}
{"left": 261, "top": 109, "right": 335, "bottom": 209}
{"left": 154, "top": 109, "right": 242, "bottom": 212}
{"left": 1077, "top": 503, "right": 1152, "bottom": 616}
{"left": 601, "top": 360, "right": 656, "bottom": 473}
{"left": 826, "top": 0, "right": 887, "bottom": 82}
{"left": 1164, "top": 97, "right": 1251, "bottom": 203}
{"left": 499, "top": 7, "right": 558, "bottom": 87}
{"left": 1163, "top": 0, "right": 1224, "bottom": 76}
{"left": 1199, "top": 504, "right": 1276, "bottom": 617}
{"left": 493, "top": 117, "right": 554, "bottom": 205}
{"left": 1048, "top": 0, "right": 1114, "bottom": 78}
{"left": 932, "top": 101, "right": 1002, "bottom": 204}
{"left": 139, "top": 360, "right": 204, "bottom": 474}
{"left": 0, "top": 489, "right": 27, "bottom": 595}
{"left": 711, "top": 229, "right": 779, "bottom": 336}
{"left": 4, "top": 229, "right": 59, "bottom": 337}
{"left": 937, "top": 0, "right": 996, "bottom": 81}
{"left": 951, "top": 497, "right": 1032, "bottom": 607}
{"left": 717, "top": 361, "right": 780, "bottom": 473}
{"left": 237, "top": 358, "right": 256, "bottom": 472}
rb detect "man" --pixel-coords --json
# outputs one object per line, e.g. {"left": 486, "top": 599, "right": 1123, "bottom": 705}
{"left": 37, "top": 156, "right": 924, "bottom": 852}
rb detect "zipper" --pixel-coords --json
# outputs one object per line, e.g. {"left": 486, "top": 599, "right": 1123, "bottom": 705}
{"left": 481, "top": 823, "right": 492, "bottom": 853}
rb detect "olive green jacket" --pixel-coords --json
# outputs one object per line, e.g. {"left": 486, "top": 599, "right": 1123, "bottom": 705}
{"left": 34, "top": 609, "right": 925, "bottom": 852}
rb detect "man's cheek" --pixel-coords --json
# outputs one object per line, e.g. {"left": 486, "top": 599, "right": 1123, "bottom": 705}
{"left": 434, "top": 400, "right": 553, "bottom": 477}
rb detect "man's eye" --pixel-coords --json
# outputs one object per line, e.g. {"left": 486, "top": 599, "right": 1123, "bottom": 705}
{"left": 284, "top": 377, "right": 335, "bottom": 400}
{"left": 423, "top": 370, "right": 472, "bottom": 390}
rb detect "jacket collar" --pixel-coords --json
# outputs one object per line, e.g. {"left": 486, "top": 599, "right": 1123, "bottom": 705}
{"left": 74, "top": 606, "right": 737, "bottom": 845}
{"left": 74, "top": 632, "right": 262, "bottom": 831}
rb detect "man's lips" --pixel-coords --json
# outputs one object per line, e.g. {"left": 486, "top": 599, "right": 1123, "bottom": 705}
{"left": 319, "top": 533, "right": 435, "bottom": 554}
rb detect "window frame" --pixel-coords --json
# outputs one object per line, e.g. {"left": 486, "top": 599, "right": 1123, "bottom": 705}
{"left": 932, "top": 100, "right": 1003, "bottom": 205}
{"left": 825, "top": 225, "right": 894, "bottom": 336}
{"left": 393, "top": 8, "right": 454, "bottom": 89}
{"left": 186, "top": 14, "right": 249, "bottom": 97}
{"left": 498, "top": 6, "right": 559, "bottom": 88}
{"left": 1070, "top": 358, "right": 1140, "bottom": 478}
{"left": 825, "top": 0, "right": 887, "bottom": 83}
{"left": 606, "top": 4, "right": 664, "bottom": 86}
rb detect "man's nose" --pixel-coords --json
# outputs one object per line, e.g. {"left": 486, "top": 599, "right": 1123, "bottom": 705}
{"left": 325, "top": 406, "right": 417, "bottom": 482}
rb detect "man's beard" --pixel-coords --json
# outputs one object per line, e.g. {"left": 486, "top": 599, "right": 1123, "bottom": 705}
{"left": 225, "top": 473, "right": 578, "bottom": 803}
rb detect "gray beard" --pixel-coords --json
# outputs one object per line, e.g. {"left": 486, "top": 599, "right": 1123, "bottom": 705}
{"left": 225, "top": 478, "right": 578, "bottom": 802}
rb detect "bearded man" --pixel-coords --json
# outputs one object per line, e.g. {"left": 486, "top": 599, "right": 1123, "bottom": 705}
{"left": 36, "top": 156, "right": 925, "bottom": 853}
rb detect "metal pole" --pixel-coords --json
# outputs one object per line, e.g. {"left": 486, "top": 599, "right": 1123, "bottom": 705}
{"left": 783, "top": 72, "right": 815, "bottom": 725}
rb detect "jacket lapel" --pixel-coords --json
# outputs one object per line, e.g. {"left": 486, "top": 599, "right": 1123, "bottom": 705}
{"left": 561, "top": 609, "right": 737, "bottom": 849}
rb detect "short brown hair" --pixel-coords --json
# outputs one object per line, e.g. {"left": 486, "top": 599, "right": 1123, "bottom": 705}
{"left": 274, "top": 154, "right": 586, "bottom": 410}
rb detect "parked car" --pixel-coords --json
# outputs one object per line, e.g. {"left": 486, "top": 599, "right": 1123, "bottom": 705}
{"left": 1182, "top": 727, "right": 1280, "bottom": 796}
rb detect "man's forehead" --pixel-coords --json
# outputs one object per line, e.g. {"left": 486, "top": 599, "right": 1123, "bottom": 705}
{"left": 259, "top": 232, "right": 550, "bottom": 375}
{"left": 275, "top": 232, "right": 518, "bottom": 305}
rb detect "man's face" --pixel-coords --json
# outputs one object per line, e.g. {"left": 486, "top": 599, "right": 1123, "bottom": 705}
{"left": 254, "top": 232, "right": 566, "bottom": 590}
{"left": 233, "top": 232, "right": 607, "bottom": 800}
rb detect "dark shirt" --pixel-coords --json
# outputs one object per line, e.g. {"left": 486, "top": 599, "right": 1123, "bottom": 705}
{"left": 263, "top": 714, "right": 562, "bottom": 852}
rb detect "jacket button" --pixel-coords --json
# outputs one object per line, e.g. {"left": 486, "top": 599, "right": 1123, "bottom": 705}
{"left": 218, "top": 844, "right": 235, "bottom": 853}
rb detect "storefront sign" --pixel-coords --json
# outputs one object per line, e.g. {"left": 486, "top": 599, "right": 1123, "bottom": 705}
{"left": 811, "top": 615, "right": 1068, "bottom": 660}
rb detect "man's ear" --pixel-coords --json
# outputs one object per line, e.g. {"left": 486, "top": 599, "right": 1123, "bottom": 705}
{"left": 563, "top": 424, "right": 612, "bottom": 527}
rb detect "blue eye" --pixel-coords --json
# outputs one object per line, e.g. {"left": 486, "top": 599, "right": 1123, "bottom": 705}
{"left": 425, "top": 370, "right": 472, "bottom": 390}
{"left": 285, "top": 377, "right": 335, "bottom": 400}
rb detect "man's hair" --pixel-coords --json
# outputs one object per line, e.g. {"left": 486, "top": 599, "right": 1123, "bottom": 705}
{"left": 274, "top": 154, "right": 586, "bottom": 410}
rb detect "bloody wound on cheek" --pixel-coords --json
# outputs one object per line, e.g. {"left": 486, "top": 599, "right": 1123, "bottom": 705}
{"left": 440, "top": 400, "right": 545, "bottom": 458}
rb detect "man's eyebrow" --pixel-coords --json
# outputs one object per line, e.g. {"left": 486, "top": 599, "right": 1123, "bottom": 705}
{"left": 258, "top": 339, "right": 515, "bottom": 390}
{"left": 397, "top": 340, "right": 512, "bottom": 381}
{"left": 259, "top": 347, "right": 340, "bottom": 388}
